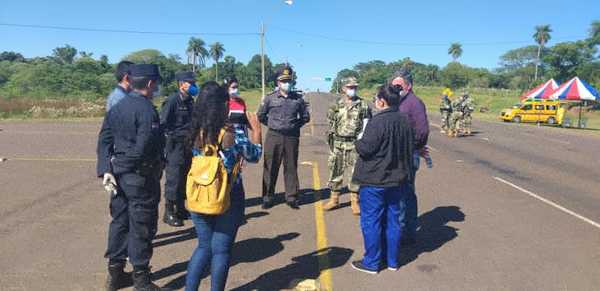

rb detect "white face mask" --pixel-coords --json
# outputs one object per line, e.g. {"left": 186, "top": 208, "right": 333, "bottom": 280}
{"left": 345, "top": 89, "right": 356, "bottom": 97}
{"left": 279, "top": 82, "right": 291, "bottom": 93}
{"left": 229, "top": 88, "right": 240, "bottom": 96}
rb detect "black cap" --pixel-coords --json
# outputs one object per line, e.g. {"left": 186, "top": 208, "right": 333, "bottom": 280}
{"left": 175, "top": 71, "right": 196, "bottom": 82}
{"left": 276, "top": 66, "right": 294, "bottom": 81}
{"left": 130, "top": 64, "right": 161, "bottom": 80}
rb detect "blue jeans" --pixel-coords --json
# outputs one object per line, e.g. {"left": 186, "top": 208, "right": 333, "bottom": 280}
{"left": 359, "top": 184, "right": 409, "bottom": 270}
{"left": 185, "top": 179, "right": 245, "bottom": 291}
{"left": 402, "top": 153, "right": 419, "bottom": 241}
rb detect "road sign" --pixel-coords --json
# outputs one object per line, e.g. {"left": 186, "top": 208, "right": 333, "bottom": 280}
{"left": 324, "top": 77, "right": 332, "bottom": 82}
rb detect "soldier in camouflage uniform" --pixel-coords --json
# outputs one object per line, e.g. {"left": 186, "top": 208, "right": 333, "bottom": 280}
{"left": 461, "top": 93, "right": 475, "bottom": 136}
{"left": 324, "top": 77, "right": 371, "bottom": 215}
{"left": 448, "top": 94, "right": 465, "bottom": 138}
{"left": 439, "top": 94, "right": 452, "bottom": 134}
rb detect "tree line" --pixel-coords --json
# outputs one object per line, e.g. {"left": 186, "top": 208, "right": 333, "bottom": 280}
{"left": 0, "top": 37, "right": 288, "bottom": 101}
{"left": 332, "top": 21, "right": 600, "bottom": 93}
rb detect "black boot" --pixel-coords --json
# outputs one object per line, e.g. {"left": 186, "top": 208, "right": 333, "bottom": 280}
{"left": 163, "top": 201, "right": 183, "bottom": 227}
{"left": 105, "top": 263, "right": 131, "bottom": 291}
{"left": 177, "top": 200, "right": 190, "bottom": 220}
{"left": 132, "top": 269, "right": 167, "bottom": 291}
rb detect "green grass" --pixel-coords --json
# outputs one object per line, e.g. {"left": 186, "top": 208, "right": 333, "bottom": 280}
{"left": 359, "top": 86, "right": 521, "bottom": 118}
{"left": 4, "top": 87, "right": 597, "bottom": 132}
{"left": 359, "top": 86, "right": 600, "bottom": 130}
{"left": 239, "top": 89, "right": 264, "bottom": 112}
{"left": 1, "top": 89, "right": 266, "bottom": 120}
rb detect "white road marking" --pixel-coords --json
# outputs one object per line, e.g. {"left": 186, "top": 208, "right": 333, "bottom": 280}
{"left": 479, "top": 137, "right": 491, "bottom": 142}
{"left": 430, "top": 123, "right": 441, "bottom": 129}
{"left": 494, "top": 176, "right": 600, "bottom": 230}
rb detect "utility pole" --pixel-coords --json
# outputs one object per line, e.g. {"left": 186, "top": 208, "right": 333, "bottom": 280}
{"left": 260, "top": 22, "right": 266, "bottom": 100}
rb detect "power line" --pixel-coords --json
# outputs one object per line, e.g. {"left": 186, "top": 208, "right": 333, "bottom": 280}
{"left": 0, "top": 22, "right": 259, "bottom": 36}
{"left": 269, "top": 25, "right": 585, "bottom": 47}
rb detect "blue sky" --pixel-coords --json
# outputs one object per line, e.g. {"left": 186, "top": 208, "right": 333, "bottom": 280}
{"left": 0, "top": 0, "right": 598, "bottom": 91}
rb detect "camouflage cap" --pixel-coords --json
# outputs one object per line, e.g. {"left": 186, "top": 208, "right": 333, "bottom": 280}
{"left": 342, "top": 77, "right": 359, "bottom": 87}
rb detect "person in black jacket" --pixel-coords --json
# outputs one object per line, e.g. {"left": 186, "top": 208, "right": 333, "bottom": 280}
{"left": 351, "top": 84, "right": 414, "bottom": 274}
{"left": 160, "top": 71, "right": 197, "bottom": 227}
{"left": 97, "top": 64, "right": 167, "bottom": 291}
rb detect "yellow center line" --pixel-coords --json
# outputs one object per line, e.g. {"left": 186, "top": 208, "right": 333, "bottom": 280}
{"left": 302, "top": 161, "right": 332, "bottom": 290}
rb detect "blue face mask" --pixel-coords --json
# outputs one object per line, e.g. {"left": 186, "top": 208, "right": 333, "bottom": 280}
{"left": 187, "top": 83, "right": 199, "bottom": 96}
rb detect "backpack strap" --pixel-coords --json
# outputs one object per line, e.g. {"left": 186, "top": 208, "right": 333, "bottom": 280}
{"left": 202, "top": 129, "right": 227, "bottom": 157}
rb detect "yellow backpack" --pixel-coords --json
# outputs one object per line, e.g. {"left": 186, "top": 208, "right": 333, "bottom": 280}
{"left": 186, "top": 129, "right": 241, "bottom": 215}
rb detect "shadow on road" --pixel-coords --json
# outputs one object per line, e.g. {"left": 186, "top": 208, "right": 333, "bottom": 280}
{"left": 244, "top": 188, "right": 322, "bottom": 208}
{"left": 398, "top": 206, "right": 466, "bottom": 267}
{"left": 159, "top": 232, "right": 301, "bottom": 290}
{"left": 231, "top": 246, "right": 353, "bottom": 291}
{"left": 153, "top": 227, "right": 196, "bottom": 248}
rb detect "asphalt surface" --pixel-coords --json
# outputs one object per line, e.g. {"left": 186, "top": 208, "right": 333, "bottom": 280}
{"left": 0, "top": 92, "right": 599, "bottom": 291}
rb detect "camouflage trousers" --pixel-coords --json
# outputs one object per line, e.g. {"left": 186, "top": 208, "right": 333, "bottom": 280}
{"left": 440, "top": 111, "right": 452, "bottom": 131}
{"left": 461, "top": 113, "right": 472, "bottom": 132}
{"left": 327, "top": 143, "right": 359, "bottom": 193}
{"left": 450, "top": 112, "right": 464, "bottom": 133}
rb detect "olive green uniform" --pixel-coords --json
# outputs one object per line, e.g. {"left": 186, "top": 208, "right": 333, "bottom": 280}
{"left": 327, "top": 97, "right": 371, "bottom": 192}
{"left": 439, "top": 95, "right": 452, "bottom": 133}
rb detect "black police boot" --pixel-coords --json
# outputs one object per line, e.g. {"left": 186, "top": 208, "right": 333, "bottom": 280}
{"left": 105, "top": 263, "right": 131, "bottom": 291}
{"left": 163, "top": 201, "right": 183, "bottom": 227}
{"left": 132, "top": 269, "right": 167, "bottom": 291}
{"left": 177, "top": 200, "right": 190, "bottom": 220}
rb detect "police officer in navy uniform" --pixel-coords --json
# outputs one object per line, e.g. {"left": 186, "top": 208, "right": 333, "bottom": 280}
{"left": 160, "top": 71, "right": 197, "bottom": 227}
{"left": 257, "top": 65, "right": 310, "bottom": 209}
{"left": 97, "top": 64, "right": 167, "bottom": 291}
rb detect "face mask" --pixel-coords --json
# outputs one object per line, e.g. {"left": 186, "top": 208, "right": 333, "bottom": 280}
{"left": 345, "top": 89, "right": 356, "bottom": 97}
{"left": 229, "top": 88, "right": 240, "bottom": 96}
{"left": 187, "top": 84, "right": 198, "bottom": 96}
{"left": 280, "top": 82, "right": 291, "bottom": 93}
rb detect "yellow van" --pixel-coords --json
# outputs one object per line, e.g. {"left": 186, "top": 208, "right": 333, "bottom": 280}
{"left": 500, "top": 99, "right": 563, "bottom": 125}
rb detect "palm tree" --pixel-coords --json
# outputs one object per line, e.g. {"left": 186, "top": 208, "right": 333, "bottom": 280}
{"left": 209, "top": 42, "right": 226, "bottom": 82}
{"left": 533, "top": 25, "right": 552, "bottom": 81}
{"left": 187, "top": 37, "right": 208, "bottom": 73}
{"left": 448, "top": 43, "right": 463, "bottom": 62}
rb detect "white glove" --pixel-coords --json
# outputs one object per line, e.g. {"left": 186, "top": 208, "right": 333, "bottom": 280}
{"left": 103, "top": 173, "right": 118, "bottom": 196}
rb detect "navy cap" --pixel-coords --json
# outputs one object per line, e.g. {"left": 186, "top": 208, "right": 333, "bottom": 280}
{"left": 175, "top": 71, "right": 196, "bottom": 82}
{"left": 129, "top": 64, "right": 161, "bottom": 79}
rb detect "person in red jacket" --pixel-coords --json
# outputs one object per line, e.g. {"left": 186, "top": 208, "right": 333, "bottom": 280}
{"left": 225, "top": 77, "right": 248, "bottom": 127}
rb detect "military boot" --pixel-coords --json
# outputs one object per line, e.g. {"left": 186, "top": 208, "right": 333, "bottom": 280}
{"left": 132, "top": 270, "right": 167, "bottom": 291}
{"left": 105, "top": 263, "right": 131, "bottom": 291}
{"left": 163, "top": 201, "right": 183, "bottom": 227}
{"left": 323, "top": 191, "right": 340, "bottom": 211}
{"left": 350, "top": 192, "right": 360, "bottom": 216}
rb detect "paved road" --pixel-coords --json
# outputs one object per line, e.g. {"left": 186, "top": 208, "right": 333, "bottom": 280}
{"left": 0, "top": 92, "right": 599, "bottom": 290}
